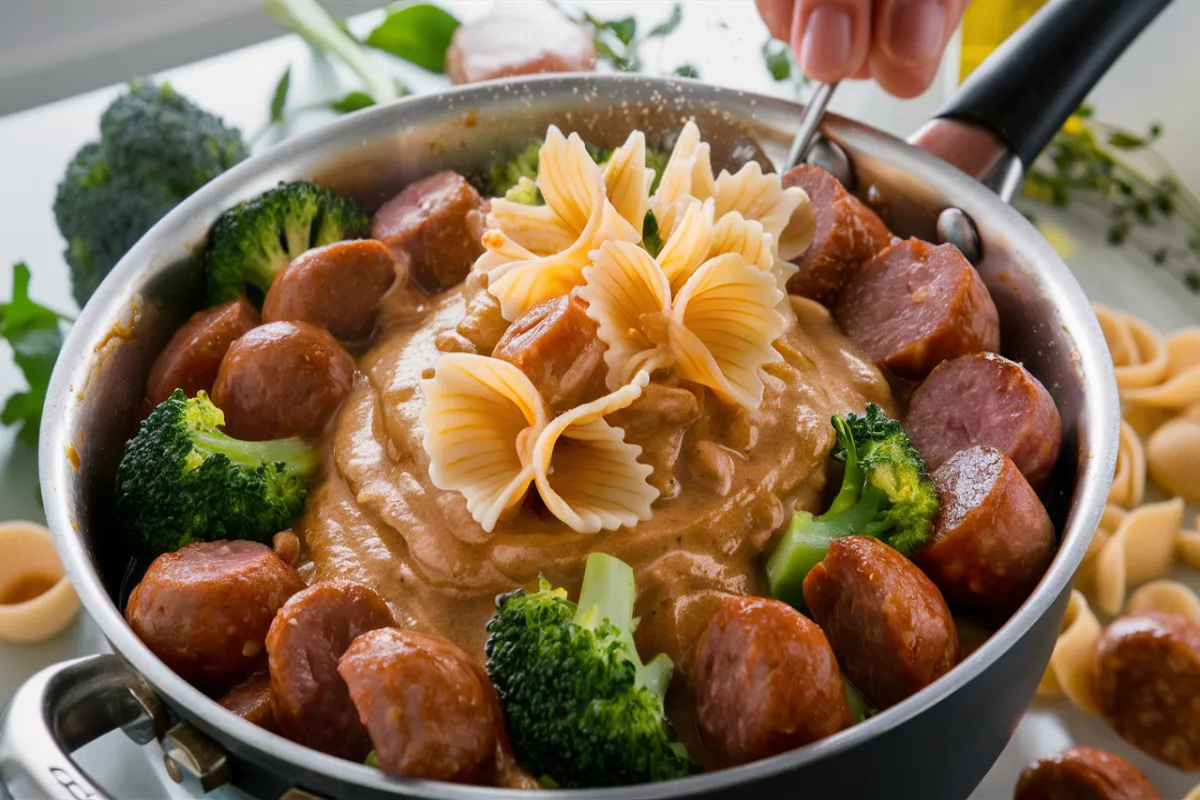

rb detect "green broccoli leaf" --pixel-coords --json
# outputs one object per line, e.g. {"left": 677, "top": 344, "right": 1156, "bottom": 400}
{"left": 269, "top": 66, "right": 292, "bottom": 123}
{"left": 647, "top": 4, "right": 682, "bottom": 37}
{"left": 327, "top": 90, "right": 376, "bottom": 114}
{"left": 365, "top": 4, "right": 461, "bottom": 73}
{"left": 642, "top": 211, "right": 663, "bottom": 257}
{"left": 1, "top": 264, "right": 72, "bottom": 445}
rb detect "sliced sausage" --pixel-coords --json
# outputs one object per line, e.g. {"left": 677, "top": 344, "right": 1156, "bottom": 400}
{"left": 446, "top": 11, "right": 597, "bottom": 85}
{"left": 262, "top": 240, "right": 396, "bottom": 342}
{"left": 781, "top": 164, "right": 893, "bottom": 303}
{"left": 905, "top": 352, "right": 1063, "bottom": 490}
{"left": 917, "top": 447, "right": 1056, "bottom": 617}
{"left": 1091, "top": 611, "right": 1200, "bottom": 770}
{"left": 1014, "top": 746, "right": 1161, "bottom": 800}
{"left": 125, "top": 541, "right": 305, "bottom": 691}
{"left": 803, "top": 535, "right": 959, "bottom": 710}
{"left": 608, "top": 381, "right": 701, "bottom": 496}
{"left": 266, "top": 581, "right": 396, "bottom": 762}
{"left": 145, "top": 298, "right": 260, "bottom": 409}
{"left": 211, "top": 321, "right": 355, "bottom": 441}
{"left": 217, "top": 673, "right": 278, "bottom": 733}
{"left": 464, "top": 659, "right": 540, "bottom": 790}
{"left": 833, "top": 238, "right": 1000, "bottom": 380}
{"left": 692, "top": 595, "right": 852, "bottom": 766}
{"left": 491, "top": 293, "right": 607, "bottom": 415}
{"left": 371, "top": 171, "right": 484, "bottom": 293}
{"left": 338, "top": 627, "right": 497, "bottom": 783}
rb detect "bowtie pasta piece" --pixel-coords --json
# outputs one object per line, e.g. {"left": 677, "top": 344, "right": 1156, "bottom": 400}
{"left": 420, "top": 353, "right": 656, "bottom": 533}
{"left": 581, "top": 240, "right": 786, "bottom": 409}
{"left": 649, "top": 120, "right": 716, "bottom": 230}
{"left": 713, "top": 160, "right": 813, "bottom": 262}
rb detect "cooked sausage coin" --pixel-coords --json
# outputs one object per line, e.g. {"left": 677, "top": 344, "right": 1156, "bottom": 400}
{"left": 782, "top": 164, "right": 893, "bottom": 303}
{"left": 339, "top": 627, "right": 497, "bottom": 783}
{"left": 917, "top": 447, "right": 1056, "bottom": 617}
{"left": 446, "top": 11, "right": 597, "bottom": 85}
{"left": 125, "top": 540, "right": 305, "bottom": 691}
{"left": 267, "top": 581, "right": 395, "bottom": 762}
{"left": 491, "top": 293, "right": 606, "bottom": 414}
{"left": 833, "top": 238, "right": 1000, "bottom": 380}
{"left": 217, "top": 673, "right": 278, "bottom": 733}
{"left": 211, "top": 321, "right": 355, "bottom": 441}
{"left": 262, "top": 239, "right": 396, "bottom": 342}
{"left": 371, "top": 171, "right": 483, "bottom": 293}
{"left": 905, "top": 352, "right": 1063, "bottom": 490}
{"left": 1014, "top": 745, "right": 1161, "bottom": 800}
{"left": 803, "top": 535, "right": 960, "bottom": 710}
{"left": 1091, "top": 611, "right": 1200, "bottom": 771}
{"left": 692, "top": 595, "right": 852, "bottom": 766}
{"left": 145, "top": 298, "right": 260, "bottom": 409}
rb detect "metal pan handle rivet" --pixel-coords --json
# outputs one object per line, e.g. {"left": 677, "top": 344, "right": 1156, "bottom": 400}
{"left": 162, "top": 721, "right": 231, "bottom": 795}
{"left": 937, "top": 207, "right": 983, "bottom": 265}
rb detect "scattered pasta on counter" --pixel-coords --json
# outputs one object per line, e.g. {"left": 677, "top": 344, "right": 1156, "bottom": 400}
{"left": 1108, "top": 421, "right": 1146, "bottom": 508}
{"left": 1036, "top": 590, "right": 1102, "bottom": 714}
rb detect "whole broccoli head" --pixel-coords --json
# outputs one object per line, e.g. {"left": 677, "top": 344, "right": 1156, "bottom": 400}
{"left": 485, "top": 552, "right": 695, "bottom": 787}
{"left": 766, "top": 403, "right": 939, "bottom": 607}
{"left": 203, "top": 180, "right": 369, "bottom": 305}
{"left": 114, "top": 390, "right": 318, "bottom": 558}
{"left": 54, "top": 82, "right": 247, "bottom": 308}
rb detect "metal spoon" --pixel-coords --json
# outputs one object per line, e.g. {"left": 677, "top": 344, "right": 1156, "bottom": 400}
{"left": 785, "top": 81, "right": 838, "bottom": 170}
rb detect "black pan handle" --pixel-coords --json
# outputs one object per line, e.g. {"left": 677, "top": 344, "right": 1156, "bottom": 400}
{"left": 935, "top": 0, "right": 1173, "bottom": 169}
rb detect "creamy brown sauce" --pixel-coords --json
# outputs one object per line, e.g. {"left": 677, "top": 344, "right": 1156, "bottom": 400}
{"left": 299, "top": 283, "right": 894, "bottom": 761}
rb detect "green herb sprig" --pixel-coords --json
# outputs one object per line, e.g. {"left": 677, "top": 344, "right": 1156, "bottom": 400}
{"left": 1024, "top": 107, "right": 1200, "bottom": 292}
{"left": 1, "top": 264, "right": 73, "bottom": 444}
{"left": 552, "top": 2, "right": 693, "bottom": 77}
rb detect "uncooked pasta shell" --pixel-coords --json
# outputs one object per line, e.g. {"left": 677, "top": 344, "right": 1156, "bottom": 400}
{"left": 1035, "top": 590, "right": 1101, "bottom": 715}
{"left": 1147, "top": 416, "right": 1200, "bottom": 504}
{"left": 1121, "top": 329, "right": 1200, "bottom": 408}
{"left": 1107, "top": 421, "right": 1145, "bottom": 508}
{"left": 1089, "top": 497, "right": 1185, "bottom": 616}
{"left": 1125, "top": 579, "right": 1200, "bottom": 623}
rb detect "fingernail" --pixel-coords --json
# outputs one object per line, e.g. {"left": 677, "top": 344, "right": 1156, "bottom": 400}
{"left": 887, "top": 0, "right": 947, "bottom": 65}
{"left": 800, "top": 6, "right": 853, "bottom": 78}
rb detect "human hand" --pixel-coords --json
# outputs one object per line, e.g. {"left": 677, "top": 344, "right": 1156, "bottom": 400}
{"left": 756, "top": 0, "right": 969, "bottom": 98}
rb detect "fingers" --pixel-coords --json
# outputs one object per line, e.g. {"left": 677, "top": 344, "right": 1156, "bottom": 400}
{"left": 756, "top": 0, "right": 796, "bottom": 41}
{"left": 868, "top": 0, "right": 969, "bottom": 98}
{"left": 792, "top": 0, "right": 875, "bottom": 83}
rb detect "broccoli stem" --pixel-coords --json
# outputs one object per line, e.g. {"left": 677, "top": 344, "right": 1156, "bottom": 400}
{"left": 263, "top": 0, "right": 399, "bottom": 105}
{"left": 192, "top": 429, "right": 318, "bottom": 476}
{"left": 575, "top": 552, "right": 674, "bottom": 698}
{"left": 844, "top": 677, "right": 875, "bottom": 723}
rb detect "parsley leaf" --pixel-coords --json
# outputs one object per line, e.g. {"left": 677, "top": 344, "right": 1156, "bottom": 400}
{"left": 1, "top": 264, "right": 72, "bottom": 445}
{"left": 269, "top": 66, "right": 292, "bottom": 123}
{"left": 364, "top": 4, "right": 461, "bottom": 73}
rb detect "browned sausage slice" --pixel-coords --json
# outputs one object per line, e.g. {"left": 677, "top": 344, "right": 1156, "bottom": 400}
{"left": 1014, "top": 745, "right": 1161, "bottom": 800}
{"left": 145, "top": 298, "right": 260, "bottom": 409}
{"left": 125, "top": 541, "right": 305, "bottom": 692}
{"left": 217, "top": 673, "right": 278, "bottom": 733}
{"left": 917, "top": 447, "right": 1056, "bottom": 617}
{"left": 262, "top": 240, "right": 396, "bottom": 342}
{"left": 371, "top": 171, "right": 483, "bottom": 293}
{"left": 1092, "top": 611, "right": 1200, "bottom": 771}
{"left": 339, "top": 627, "right": 497, "bottom": 782}
{"left": 781, "top": 164, "right": 893, "bottom": 303}
{"left": 211, "top": 321, "right": 355, "bottom": 441}
{"left": 446, "top": 12, "right": 597, "bottom": 85}
{"left": 267, "top": 581, "right": 395, "bottom": 762}
{"left": 802, "top": 535, "right": 959, "bottom": 710}
{"left": 692, "top": 595, "right": 852, "bottom": 766}
{"left": 833, "top": 238, "right": 1000, "bottom": 380}
{"left": 905, "top": 352, "right": 1063, "bottom": 490}
{"left": 491, "top": 293, "right": 607, "bottom": 414}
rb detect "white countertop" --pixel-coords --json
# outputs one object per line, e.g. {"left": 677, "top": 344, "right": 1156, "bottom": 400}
{"left": 1, "top": 2, "right": 1198, "bottom": 798}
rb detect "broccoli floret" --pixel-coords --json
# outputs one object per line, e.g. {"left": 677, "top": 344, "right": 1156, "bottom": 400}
{"left": 486, "top": 138, "right": 669, "bottom": 203}
{"left": 766, "top": 403, "right": 939, "bottom": 607}
{"left": 485, "top": 552, "right": 695, "bottom": 787}
{"left": 488, "top": 140, "right": 542, "bottom": 200}
{"left": 203, "top": 180, "right": 369, "bottom": 305}
{"left": 53, "top": 82, "right": 247, "bottom": 308}
{"left": 114, "top": 390, "right": 318, "bottom": 558}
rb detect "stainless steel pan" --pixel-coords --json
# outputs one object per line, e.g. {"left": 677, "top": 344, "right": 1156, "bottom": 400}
{"left": 0, "top": 0, "right": 1171, "bottom": 797}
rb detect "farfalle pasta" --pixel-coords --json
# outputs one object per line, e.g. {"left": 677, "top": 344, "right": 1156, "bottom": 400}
{"left": 420, "top": 353, "right": 656, "bottom": 533}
